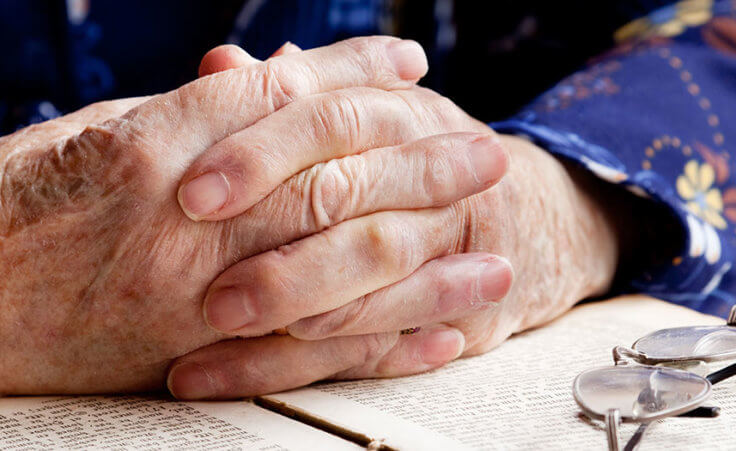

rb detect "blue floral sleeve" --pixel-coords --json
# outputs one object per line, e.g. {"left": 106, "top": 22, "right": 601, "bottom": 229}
{"left": 492, "top": 0, "right": 736, "bottom": 317}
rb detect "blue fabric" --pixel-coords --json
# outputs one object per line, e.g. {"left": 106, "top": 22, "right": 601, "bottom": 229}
{"left": 494, "top": 0, "right": 736, "bottom": 317}
{"left": 1, "top": 0, "right": 734, "bottom": 316}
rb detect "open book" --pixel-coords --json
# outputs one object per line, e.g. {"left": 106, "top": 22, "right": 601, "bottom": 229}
{"left": 2, "top": 296, "right": 734, "bottom": 450}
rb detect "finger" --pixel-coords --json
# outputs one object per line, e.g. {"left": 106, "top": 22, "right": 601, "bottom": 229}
{"left": 205, "top": 203, "right": 466, "bottom": 336}
{"left": 122, "top": 37, "right": 428, "bottom": 165}
{"left": 331, "top": 324, "right": 465, "bottom": 379}
{"left": 183, "top": 127, "right": 505, "bottom": 228}
{"left": 270, "top": 41, "right": 302, "bottom": 57}
{"left": 214, "top": 131, "right": 506, "bottom": 265}
{"left": 456, "top": 297, "right": 530, "bottom": 358}
{"left": 198, "top": 44, "right": 260, "bottom": 77}
{"left": 287, "top": 253, "right": 513, "bottom": 340}
{"left": 198, "top": 42, "right": 301, "bottom": 78}
{"left": 167, "top": 332, "right": 399, "bottom": 400}
{"left": 178, "top": 86, "right": 489, "bottom": 220}
{"left": 167, "top": 325, "right": 465, "bottom": 399}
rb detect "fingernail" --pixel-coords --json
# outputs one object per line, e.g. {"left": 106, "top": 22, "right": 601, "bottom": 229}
{"left": 387, "top": 40, "right": 428, "bottom": 80}
{"left": 477, "top": 257, "right": 514, "bottom": 302}
{"left": 205, "top": 288, "right": 256, "bottom": 333}
{"left": 421, "top": 328, "right": 465, "bottom": 365}
{"left": 178, "top": 171, "right": 230, "bottom": 220}
{"left": 168, "top": 363, "right": 216, "bottom": 400}
{"left": 467, "top": 136, "right": 509, "bottom": 185}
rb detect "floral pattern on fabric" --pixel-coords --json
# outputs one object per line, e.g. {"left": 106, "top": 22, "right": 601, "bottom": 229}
{"left": 615, "top": 0, "right": 715, "bottom": 41}
{"left": 677, "top": 160, "right": 728, "bottom": 230}
{"left": 495, "top": 0, "right": 736, "bottom": 317}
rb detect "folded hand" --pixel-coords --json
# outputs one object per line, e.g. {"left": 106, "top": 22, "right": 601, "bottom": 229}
{"left": 166, "top": 44, "right": 621, "bottom": 399}
{"left": 0, "top": 37, "right": 475, "bottom": 394}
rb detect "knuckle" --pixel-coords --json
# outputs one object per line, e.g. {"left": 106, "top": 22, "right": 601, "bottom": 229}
{"left": 395, "top": 87, "right": 468, "bottom": 133}
{"left": 357, "top": 333, "right": 397, "bottom": 364}
{"left": 330, "top": 297, "right": 371, "bottom": 337}
{"left": 307, "top": 157, "right": 363, "bottom": 230}
{"left": 433, "top": 261, "right": 460, "bottom": 299}
{"left": 311, "top": 92, "right": 362, "bottom": 147}
{"left": 363, "top": 218, "right": 417, "bottom": 275}
{"left": 420, "top": 140, "right": 461, "bottom": 204}
{"left": 342, "top": 35, "right": 387, "bottom": 52}
{"left": 248, "top": 253, "right": 291, "bottom": 303}
{"left": 391, "top": 88, "right": 458, "bottom": 133}
{"left": 341, "top": 36, "right": 397, "bottom": 82}
{"left": 341, "top": 36, "right": 387, "bottom": 59}
{"left": 292, "top": 297, "right": 368, "bottom": 340}
{"left": 448, "top": 198, "right": 475, "bottom": 254}
{"left": 1, "top": 118, "right": 154, "bottom": 231}
{"left": 430, "top": 95, "right": 467, "bottom": 131}
{"left": 216, "top": 359, "right": 271, "bottom": 396}
{"left": 390, "top": 89, "right": 425, "bottom": 122}
{"left": 82, "top": 118, "right": 163, "bottom": 192}
{"left": 216, "top": 137, "right": 275, "bottom": 188}
{"left": 431, "top": 94, "right": 458, "bottom": 112}
{"left": 172, "top": 78, "right": 207, "bottom": 115}
{"left": 259, "top": 60, "right": 304, "bottom": 107}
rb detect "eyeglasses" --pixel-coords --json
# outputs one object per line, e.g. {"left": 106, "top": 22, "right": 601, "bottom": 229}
{"left": 573, "top": 306, "right": 736, "bottom": 451}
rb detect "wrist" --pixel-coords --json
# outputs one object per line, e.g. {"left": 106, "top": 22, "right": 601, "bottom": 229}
{"left": 562, "top": 162, "right": 621, "bottom": 297}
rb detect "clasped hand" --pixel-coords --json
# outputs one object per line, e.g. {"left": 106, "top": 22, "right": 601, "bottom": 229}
{"left": 0, "top": 37, "right": 619, "bottom": 398}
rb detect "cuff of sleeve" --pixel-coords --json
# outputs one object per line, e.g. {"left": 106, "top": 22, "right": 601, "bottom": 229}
{"left": 492, "top": 116, "right": 735, "bottom": 317}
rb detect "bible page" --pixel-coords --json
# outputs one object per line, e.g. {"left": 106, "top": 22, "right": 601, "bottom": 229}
{"left": 264, "top": 296, "right": 736, "bottom": 450}
{"left": 0, "top": 395, "right": 359, "bottom": 450}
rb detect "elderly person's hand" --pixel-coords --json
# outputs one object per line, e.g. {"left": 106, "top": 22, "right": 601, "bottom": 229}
{"left": 165, "top": 44, "right": 630, "bottom": 399}
{"left": 0, "top": 37, "right": 512, "bottom": 395}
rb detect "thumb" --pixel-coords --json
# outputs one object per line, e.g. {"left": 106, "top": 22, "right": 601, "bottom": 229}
{"left": 198, "top": 42, "right": 303, "bottom": 77}
{"left": 198, "top": 44, "right": 260, "bottom": 77}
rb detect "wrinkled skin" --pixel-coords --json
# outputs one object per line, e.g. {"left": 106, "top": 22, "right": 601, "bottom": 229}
{"left": 165, "top": 44, "right": 624, "bottom": 398}
{"left": 433, "top": 135, "right": 619, "bottom": 356}
{"left": 171, "top": 134, "right": 623, "bottom": 391}
{"left": 1, "top": 37, "right": 627, "bottom": 398}
{"left": 0, "top": 37, "right": 450, "bottom": 394}
{"left": 0, "top": 97, "right": 222, "bottom": 393}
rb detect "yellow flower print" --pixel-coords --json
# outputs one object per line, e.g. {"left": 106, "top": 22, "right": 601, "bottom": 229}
{"left": 677, "top": 160, "right": 727, "bottom": 229}
{"left": 615, "top": 0, "right": 714, "bottom": 42}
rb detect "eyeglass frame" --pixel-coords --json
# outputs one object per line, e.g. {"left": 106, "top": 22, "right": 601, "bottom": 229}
{"left": 611, "top": 306, "right": 736, "bottom": 366}
{"left": 572, "top": 305, "right": 736, "bottom": 451}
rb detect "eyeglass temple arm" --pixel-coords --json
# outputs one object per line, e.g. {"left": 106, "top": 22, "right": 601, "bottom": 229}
{"left": 706, "top": 361, "right": 736, "bottom": 385}
{"left": 605, "top": 408, "right": 621, "bottom": 451}
{"left": 612, "top": 346, "right": 647, "bottom": 365}
{"left": 678, "top": 405, "right": 721, "bottom": 417}
{"left": 614, "top": 315, "right": 735, "bottom": 451}
{"left": 608, "top": 314, "right": 736, "bottom": 451}
{"left": 623, "top": 406, "right": 721, "bottom": 451}
{"left": 623, "top": 423, "right": 647, "bottom": 451}
{"left": 624, "top": 407, "right": 721, "bottom": 451}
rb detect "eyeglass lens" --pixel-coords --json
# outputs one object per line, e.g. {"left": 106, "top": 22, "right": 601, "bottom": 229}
{"left": 574, "top": 366, "right": 710, "bottom": 421}
{"left": 633, "top": 326, "right": 736, "bottom": 360}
